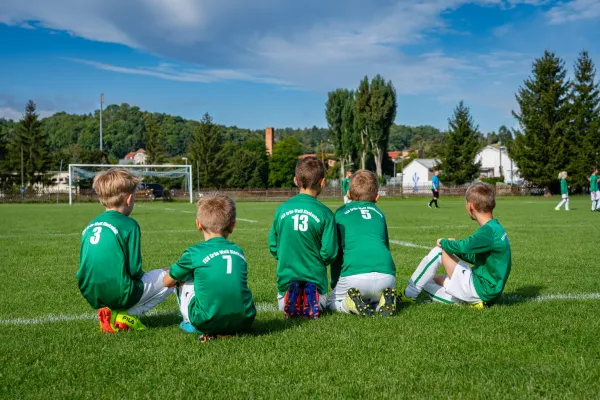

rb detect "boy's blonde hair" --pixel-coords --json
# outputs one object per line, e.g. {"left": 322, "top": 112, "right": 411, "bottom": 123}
{"left": 349, "top": 170, "right": 378, "bottom": 202}
{"left": 558, "top": 171, "right": 567, "bottom": 179}
{"left": 197, "top": 193, "right": 236, "bottom": 234}
{"left": 466, "top": 182, "right": 496, "bottom": 213}
{"left": 93, "top": 168, "right": 141, "bottom": 208}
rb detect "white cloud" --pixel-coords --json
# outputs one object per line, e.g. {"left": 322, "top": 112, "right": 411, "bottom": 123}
{"left": 546, "top": 0, "right": 600, "bottom": 24}
{"left": 0, "top": 107, "right": 55, "bottom": 121}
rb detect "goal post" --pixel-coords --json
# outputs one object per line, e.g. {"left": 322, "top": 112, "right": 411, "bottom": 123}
{"left": 68, "top": 164, "right": 193, "bottom": 205}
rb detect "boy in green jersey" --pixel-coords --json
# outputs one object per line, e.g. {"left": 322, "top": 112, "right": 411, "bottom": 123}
{"left": 268, "top": 157, "right": 338, "bottom": 319}
{"left": 327, "top": 170, "right": 397, "bottom": 317}
{"left": 402, "top": 182, "right": 511, "bottom": 306}
{"left": 590, "top": 168, "right": 599, "bottom": 211}
{"left": 555, "top": 171, "right": 569, "bottom": 211}
{"left": 163, "top": 194, "right": 256, "bottom": 342}
{"left": 78, "top": 168, "right": 173, "bottom": 334}
{"left": 341, "top": 169, "right": 353, "bottom": 204}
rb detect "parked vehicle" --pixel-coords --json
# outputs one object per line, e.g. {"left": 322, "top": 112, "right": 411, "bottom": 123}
{"left": 136, "top": 183, "right": 164, "bottom": 200}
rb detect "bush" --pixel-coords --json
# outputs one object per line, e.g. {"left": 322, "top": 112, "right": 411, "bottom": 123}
{"left": 480, "top": 177, "right": 505, "bottom": 186}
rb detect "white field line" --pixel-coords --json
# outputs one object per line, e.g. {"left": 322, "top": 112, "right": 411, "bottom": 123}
{"left": 237, "top": 218, "right": 259, "bottom": 223}
{"left": 0, "top": 302, "right": 279, "bottom": 326}
{"left": 0, "top": 228, "right": 269, "bottom": 239}
{"left": 389, "top": 240, "right": 431, "bottom": 250}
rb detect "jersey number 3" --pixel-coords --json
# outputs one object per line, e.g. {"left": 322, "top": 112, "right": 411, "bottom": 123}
{"left": 292, "top": 214, "right": 309, "bottom": 231}
{"left": 90, "top": 227, "right": 102, "bottom": 245}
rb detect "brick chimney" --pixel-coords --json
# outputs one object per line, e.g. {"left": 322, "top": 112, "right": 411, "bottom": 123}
{"left": 265, "top": 127, "right": 274, "bottom": 156}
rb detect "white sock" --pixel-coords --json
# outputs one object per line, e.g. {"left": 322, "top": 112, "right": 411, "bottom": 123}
{"left": 423, "top": 281, "right": 456, "bottom": 304}
{"left": 556, "top": 200, "right": 566, "bottom": 209}
{"left": 565, "top": 199, "right": 569, "bottom": 210}
{"left": 405, "top": 247, "right": 442, "bottom": 298}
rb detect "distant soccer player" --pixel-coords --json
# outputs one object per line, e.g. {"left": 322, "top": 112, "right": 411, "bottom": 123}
{"left": 327, "top": 170, "right": 397, "bottom": 317}
{"left": 402, "top": 182, "right": 511, "bottom": 307}
{"left": 268, "top": 157, "right": 338, "bottom": 319}
{"left": 78, "top": 168, "right": 173, "bottom": 334}
{"left": 163, "top": 193, "right": 256, "bottom": 343}
{"left": 555, "top": 171, "right": 569, "bottom": 211}
{"left": 428, "top": 168, "right": 441, "bottom": 209}
{"left": 590, "top": 168, "right": 599, "bottom": 211}
{"left": 341, "top": 169, "right": 353, "bottom": 204}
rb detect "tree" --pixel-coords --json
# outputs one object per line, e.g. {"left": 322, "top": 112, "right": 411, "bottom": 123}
{"left": 341, "top": 91, "right": 357, "bottom": 171}
{"left": 221, "top": 138, "right": 269, "bottom": 188}
{"left": 326, "top": 88, "right": 349, "bottom": 177}
{"left": 354, "top": 76, "right": 371, "bottom": 170}
{"left": 189, "top": 113, "right": 223, "bottom": 188}
{"left": 144, "top": 115, "right": 164, "bottom": 164}
{"left": 512, "top": 51, "right": 570, "bottom": 192}
{"left": 268, "top": 136, "right": 303, "bottom": 187}
{"left": 438, "top": 101, "right": 481, "bottom": 185}
{"left": 5, "top": 101, "right": 50, "bottom": 186}
{"left": 567, "top": 51, "right": 600, "bottom": 190}
{"left": 367, "top": 74, "right": 397, "bottom": 178}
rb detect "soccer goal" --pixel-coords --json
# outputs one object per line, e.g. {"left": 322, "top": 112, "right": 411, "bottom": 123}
{"left": 67, "top": 164, "right": 193, "bottom": 205}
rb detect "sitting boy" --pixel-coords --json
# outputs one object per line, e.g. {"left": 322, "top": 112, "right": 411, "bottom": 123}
{"left": 327, "top": 170, "right": 397, "bottom": 317}
{"left": 163, "top": 193, "right": 256, "bottom": 343}
{"left": 268, "top": 156, "right": 338, "bottom": 319}
{"left": 77, "top": 168, "right": 173, "bottom": 333}
{"left": 402, "top": 182, "right": 512, "bottom": 306}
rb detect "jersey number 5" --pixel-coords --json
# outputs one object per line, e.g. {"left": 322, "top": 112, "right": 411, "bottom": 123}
{"left": 292, "top": 214, "right": 309, "bottom": 231}
{"left": 90, "top": 227, "right": 102, "bottom": 245}
{"left": 222, "top": 255, "right": 232, "bottom": 274}
{"left": 361, "top": 210, "right": 372, "bottom": 220}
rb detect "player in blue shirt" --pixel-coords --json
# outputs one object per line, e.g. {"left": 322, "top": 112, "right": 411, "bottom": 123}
{"left": 428, "top": 168, "right": 440, "bottom": 209}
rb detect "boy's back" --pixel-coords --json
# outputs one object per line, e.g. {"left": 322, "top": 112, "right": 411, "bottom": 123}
{"left": 170, "top": 237, "right": 255, "bottom": 334}
{"left": 269, "top": 193, "right": 337, "bottom": 295}
{"left": 332, "top": 201, "right": 395, "bottom": 287}
{"left": 78, "top": 210, "right": 144, "bottom": 310}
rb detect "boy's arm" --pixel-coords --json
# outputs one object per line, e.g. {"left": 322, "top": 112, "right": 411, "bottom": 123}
{"left": 440, "top": 226, "right": 494, "bottom": 257}
{"left": 127, "top": 225, "right": 144, "bottom": 280}
{"left": 268, "top": 212, "right": 279, "bottom": 260}
{"left": 168, "top": 250, "right": 194, "bottom": 283}
{"left": 320, "top": 214, "right": 339, "bottom": 265}
{"left": 384, "top": 219, "right": 390, "bottom": 249}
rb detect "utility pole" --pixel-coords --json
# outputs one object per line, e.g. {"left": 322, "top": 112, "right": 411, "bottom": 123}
{"left": 20, "top": 144, "right": 24, "bottom": 200}
{"left": 100, "top": 93, "right": 104, "bottom": 152}
{"left": 196, "top": 160, "right": 200, "bottom": 194}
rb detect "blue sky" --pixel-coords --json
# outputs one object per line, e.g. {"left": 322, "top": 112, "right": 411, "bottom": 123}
{"left": 0, "top": 0, "right": 599, "bottom": 133}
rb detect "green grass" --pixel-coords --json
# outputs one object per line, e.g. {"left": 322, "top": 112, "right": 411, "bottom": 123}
{"left": 1, "top": 196, "right": 599, "bottom": 399}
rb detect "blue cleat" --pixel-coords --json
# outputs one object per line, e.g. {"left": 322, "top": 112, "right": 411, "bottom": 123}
{"left": 303, "top": 282, "right": 321, "bottom": 319}
{"left": 283, "top": 281, "right": 303, "bottom": 319}
{"left": 179, "top": 321, "right": 200, "bottom": 334}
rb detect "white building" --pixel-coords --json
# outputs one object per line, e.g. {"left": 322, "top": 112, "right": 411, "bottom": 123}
{"left": 401, "top": 159, "right": 439, "bottom": 191}
{"left": 475, "top": 145, "right": 520, "bottom": 184}
{"left": 119, "top": 149, "right": 147, "bottom": 165}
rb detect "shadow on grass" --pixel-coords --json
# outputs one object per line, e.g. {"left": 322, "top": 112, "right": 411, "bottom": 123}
{"left": 141, "top": 313, "right": 182, "bottom": 328}
{"left": 495, "top": 285, "right": 545, "bottom": 306}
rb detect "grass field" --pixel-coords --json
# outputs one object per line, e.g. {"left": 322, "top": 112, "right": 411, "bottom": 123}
{"left": 1, "top": 196, "right": 600, "bottom": 399}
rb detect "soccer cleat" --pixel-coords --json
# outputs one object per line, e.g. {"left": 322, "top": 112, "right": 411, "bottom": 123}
{"left": 198, "top": 334, "right": 234, "bottom": 344}
{"left": 345, "top": 288, "right": 374, "bottom": 317}
{"left": 114, "top": 312, "right": 146, "bottom": 331}
{"left": 397, "top": 288, "right": 416, "bottom": 305}
{"left": 97, "top": 307, "right": 118, "bottom": 334}
{"left": 283, "top": 281, "right": 304, "bottom": 319}
{"left": 377, "top": 288, "right": 397, "bottom": 317}
{"left": 303, "top": 282, "right": 321, "bottom": 319}
{"left": 428, "top": 203, "right": 432, "bottom": 209}
{"left": 179, "top": 321, "right": 199, "bottom": 334}
{"left": 467, "top": 302, "right": 485, "bottom": 310}
{"left": 555, "top": 207, "right": 560, "bottom": 211}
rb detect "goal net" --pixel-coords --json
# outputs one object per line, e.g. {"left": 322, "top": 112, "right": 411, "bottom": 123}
{"left": 67, "top": 164, "right": 193, "bottom": 204}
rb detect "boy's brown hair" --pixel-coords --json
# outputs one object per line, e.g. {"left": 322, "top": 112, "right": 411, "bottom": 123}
{"left": 349, "top": 169, "right": 378, "bottom": 202}
{"left": 295, "top": 157, "right": 325, "bottom": 190}
{"left": 197, "top": 193, "right": 236, "bottom": 234}
{"left": 93, "top": 168, "right": 141, "bottom": 208}
{"left": 466, "top": 182, "right": 496, "bottom": 213}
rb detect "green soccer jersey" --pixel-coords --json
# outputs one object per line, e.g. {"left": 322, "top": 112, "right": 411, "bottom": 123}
{"left": 268, "top": 193, "right": 338, "bottom": 295}
{"left": 331, "top": 202, "right": 395, "bottom": 288}
{"left": 560, "top": 178, "right": 568, "bottom": 195}
{"left": 591, "top": 175, "right": 598, "bottom": 192}
{"left": 77, "top": 210, "right": 144, "bottom": 310}
{"left": 169, "top": 237, "right": 256, "bottom": 334}
{"left": 341, "top": 178, "right": 350, "bottom": 197}
{"left": 440, "top": 219, "right": 511, "bottom": 302}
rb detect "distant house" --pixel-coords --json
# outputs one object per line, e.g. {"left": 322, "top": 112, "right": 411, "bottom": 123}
{"left": 475, "top": 145, "right": 520, "bottom": 184}
{"left": 401, "top": 159, "right": 439, "bottom": 190}
{"left": 298, "top": 153, "right": 337, "bottom": 168}
{"left": 119, "top": 149, "right": 147, "bottom": 165}
{"left": 387, "top": 150, "right": 410, "bottom": 160}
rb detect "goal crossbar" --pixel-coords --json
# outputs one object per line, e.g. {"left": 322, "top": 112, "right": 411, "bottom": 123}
{"left": 68, "top": 164, "right": 193, "bottom": 204}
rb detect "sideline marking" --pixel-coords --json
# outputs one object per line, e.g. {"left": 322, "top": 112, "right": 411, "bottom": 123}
{"left": 237, "top": 218, "right": 259, "bottom": 223}
{"left": 389, "top": 240, "right": 431, "bottom": 250}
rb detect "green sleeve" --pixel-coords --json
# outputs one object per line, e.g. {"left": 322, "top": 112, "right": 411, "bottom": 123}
{"left": 169, "top": 250, "right": 194, "bottom": 282}
{"left": 268, "top": 212, "right": 279, "bottom": 260}
{"left": 127, "top": 225, "right": 144, "bottom": 280}
{"left": 320, "top": 213, "right": 338, "bottom": 265}
{"left": 441, "top": 226, "right": 494, "bottom": 256}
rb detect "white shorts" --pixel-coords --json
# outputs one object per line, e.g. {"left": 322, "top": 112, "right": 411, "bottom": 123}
{"left": 327, "top": 272, "right": 396, "bottom": 312}
{"left": 443, "top": 262, "right": 481, "bottom": 304}
{"left": 277, "top": 292, "right": 327, "bottom": 312}
{"left": 177, "top": 281, "right": 195, "bottom": 323}
{"left": 592, "top": 192, "right": 599, "bottom": 201}
{"left": 127, "top": 269, "right": 173, "bottom": 316}
{"left": 561, "top": 194, "right": 568, "bottom": 200}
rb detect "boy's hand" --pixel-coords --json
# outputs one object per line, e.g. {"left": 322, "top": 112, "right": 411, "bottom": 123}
{"left": 437, "top": 238, "right": 455, "bottom": 247}
{"left": 163, "top": 274, "right": 178, "bottom": 288}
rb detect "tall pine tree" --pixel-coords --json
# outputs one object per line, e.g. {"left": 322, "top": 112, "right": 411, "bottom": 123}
{"left": 189, "top": 113, "right": 223, "bottom": 188}
{"left": 5, "top": 101, "right": 49, "bottom": 185}
{"left": 512, "top": 51, "right": 570, "bottom": 192}
{"left": 144, "top": 115, "right": 164, "bottom": 164}
{"left": 326, "top": 89, "right": 350, "bottom": 177}
{"left": 354, "top": 76, "right": 371, "bottom": 170}
{"left": 438, "top": 101, "right": 481, "bottom": 185}
{"left": 568, "top": 51, "right": 600, "bottom": 189}
{"left": 367, "top": 75, "right": 397, "bottom": 179}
